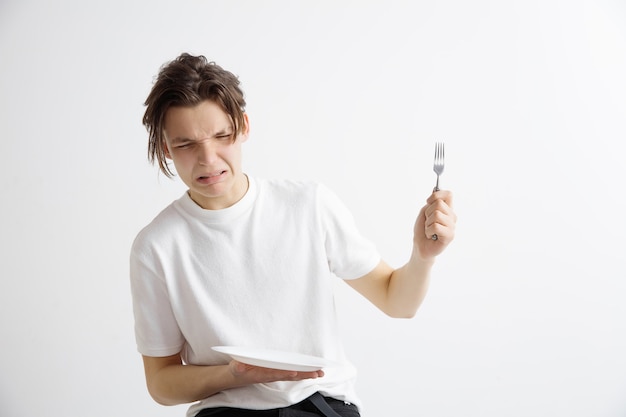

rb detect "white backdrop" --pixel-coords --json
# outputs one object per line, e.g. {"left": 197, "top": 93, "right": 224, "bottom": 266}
{"left": 1, "top": 1, "right": 625, "bottom": 416}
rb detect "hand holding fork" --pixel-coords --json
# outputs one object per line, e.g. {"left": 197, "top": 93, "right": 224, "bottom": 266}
{"left": 431, "top": 142, "right": 445, "bottom": 241}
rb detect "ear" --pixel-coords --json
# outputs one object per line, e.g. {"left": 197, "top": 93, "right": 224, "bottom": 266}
{"left": 163, "top": 140, "right": 172, "bottom": 159}
{"left": 239, "top": 113, "right": 250, "bottom": 143}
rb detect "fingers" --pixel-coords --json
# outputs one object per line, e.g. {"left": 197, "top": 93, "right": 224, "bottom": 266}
{"left": 422, "top": 190, "right": 456, "bottom": 243}
{"left": 230, "top": 360, "right": 324, "bottom": 384}
{"left": 427, "top": 190, "right": 453, "bottom": 207}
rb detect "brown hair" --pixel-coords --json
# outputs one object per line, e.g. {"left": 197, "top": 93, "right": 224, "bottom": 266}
{"left": 143, "top": 53, "right": 247, "bottom": 177}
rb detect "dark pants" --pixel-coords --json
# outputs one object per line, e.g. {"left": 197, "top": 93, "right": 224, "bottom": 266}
{"left": 195, "top": 393, "right": 360, "bottom": 417}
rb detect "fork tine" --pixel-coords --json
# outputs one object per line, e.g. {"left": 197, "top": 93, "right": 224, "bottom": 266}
{"left": 434, "top": 142, "right": 444, "bottom": 167}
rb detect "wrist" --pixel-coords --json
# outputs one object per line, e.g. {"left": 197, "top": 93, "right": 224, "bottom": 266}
{"left": 411, "top": 247, "right": 436, "bottom": 266}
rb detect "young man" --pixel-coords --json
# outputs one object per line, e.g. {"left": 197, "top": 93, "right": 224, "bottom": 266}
{"left": 130, "top": 53, "right": 456, "bottom": 417}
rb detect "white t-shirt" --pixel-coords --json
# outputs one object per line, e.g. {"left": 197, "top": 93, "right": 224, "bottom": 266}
{"left": 130, "top": 177, "right": 380, "bottom": 415}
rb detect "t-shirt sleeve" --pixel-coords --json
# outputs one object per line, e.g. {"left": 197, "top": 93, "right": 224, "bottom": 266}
{"left": 317, "top": 184, "right": 381, "bottom": 280}
{"left": 129, "top": 238, "right": 185, "bottom": 357}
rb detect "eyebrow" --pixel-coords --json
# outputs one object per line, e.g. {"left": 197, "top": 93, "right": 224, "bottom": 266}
{"left": 169, "top": 137, "right": 193, "bottom": 144}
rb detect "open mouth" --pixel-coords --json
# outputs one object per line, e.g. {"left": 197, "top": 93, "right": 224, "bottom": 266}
{"left": 197, "top": 170, "right": 227, "bottom": 182}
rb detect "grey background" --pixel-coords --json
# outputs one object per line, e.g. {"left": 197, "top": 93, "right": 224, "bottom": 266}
{"left": 1, "top": 1, "right": 625, "bottom": 416}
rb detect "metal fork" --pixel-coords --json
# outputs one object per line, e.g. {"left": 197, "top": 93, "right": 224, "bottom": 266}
{"left": 433, "top": 142, "right": 445, "bottom": 192}
{"left": 431, "top": 142, "right": 445, "bottom": 240}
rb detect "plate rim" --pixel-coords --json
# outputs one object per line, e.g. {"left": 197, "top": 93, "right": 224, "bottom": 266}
{"left": 211, "top": 345, "right": 339, "bottom": 371}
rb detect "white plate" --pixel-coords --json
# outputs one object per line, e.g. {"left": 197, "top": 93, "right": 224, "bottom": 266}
{"left": 212, "top": 346, "right": 340, "bottom": 372}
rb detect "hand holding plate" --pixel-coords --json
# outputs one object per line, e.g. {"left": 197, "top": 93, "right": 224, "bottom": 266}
{"left": 229, "top": 360, "right": 324, "bottom": 384}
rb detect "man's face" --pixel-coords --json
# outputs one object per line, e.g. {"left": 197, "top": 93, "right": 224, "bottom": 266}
{"left": 163, "top": 100, "right": 249, "bottom": 210}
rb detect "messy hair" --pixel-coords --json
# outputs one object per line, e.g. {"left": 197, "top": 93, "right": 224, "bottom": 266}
{"left": 142, "top": 53, "right": 247, "bottom": 177}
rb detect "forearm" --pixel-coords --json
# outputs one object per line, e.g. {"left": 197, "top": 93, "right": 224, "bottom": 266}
{"left": 386, "top": 249, "right": 435, "bottom": 318}
{"left": 144, "top": 357, "right": 324, "bottom": 406}
{"left": 347, "top": 252, "right": 435, "bottom": 319}
{"left": 382, "top": 188, "right": 455, "bottom": 317}
{"left": 145, "top": 360, "right": 238, "bottom": 406}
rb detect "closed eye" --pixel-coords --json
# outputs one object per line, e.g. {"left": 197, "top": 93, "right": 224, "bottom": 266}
{"left": 174, "top": 142, "right": 194, "bottom": 149}
{"left": 216, "top": 133, "right": 233, "bottom": 141}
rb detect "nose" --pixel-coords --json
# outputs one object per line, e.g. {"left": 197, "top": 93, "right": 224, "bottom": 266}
{"left": 197, "top": 140, "right": 217, "bottom": 165}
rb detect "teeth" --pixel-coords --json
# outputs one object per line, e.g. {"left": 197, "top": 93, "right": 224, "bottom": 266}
{"left": 199, "top": 171, "right": 225, "bottom": 180}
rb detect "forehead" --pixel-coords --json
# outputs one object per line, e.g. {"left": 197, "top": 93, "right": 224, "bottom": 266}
{"left": 164, "top": 100, "right": 232, "bottom": 138}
